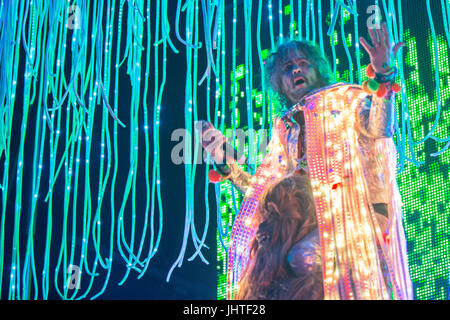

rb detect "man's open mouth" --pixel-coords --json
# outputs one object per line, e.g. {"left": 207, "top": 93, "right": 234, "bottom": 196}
{"left": 293, "top": 76, "right": 307, "bottom": 87}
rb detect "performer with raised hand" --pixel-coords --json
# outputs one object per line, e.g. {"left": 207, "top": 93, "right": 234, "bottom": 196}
{"left": 201, "top": 22, "right": 412, "bottom": 300}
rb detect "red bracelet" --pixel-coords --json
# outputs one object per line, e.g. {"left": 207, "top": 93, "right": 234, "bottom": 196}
{"left": 362, "top": 64, "right": 401, "bottom": 98}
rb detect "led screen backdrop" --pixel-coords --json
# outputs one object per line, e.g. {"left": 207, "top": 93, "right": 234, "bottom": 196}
{"left": 0, "top": 0, "right": 449, "bottom": 300}
{"left": 214, "top": 0, "right": 450, "bottom": 300}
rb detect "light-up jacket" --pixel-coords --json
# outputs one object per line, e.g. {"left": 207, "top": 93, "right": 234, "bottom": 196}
{"left": 222, "top": 83, "right": 410, "bottom": 296}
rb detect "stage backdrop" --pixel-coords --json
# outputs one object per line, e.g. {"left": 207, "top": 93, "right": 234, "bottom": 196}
{"left": 0, "top": 0, "right": 448, "bottom": 300}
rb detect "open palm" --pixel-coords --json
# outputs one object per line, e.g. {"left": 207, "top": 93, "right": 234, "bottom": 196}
{"left": 359, "top": 22, "right": 405, "bottom": 74}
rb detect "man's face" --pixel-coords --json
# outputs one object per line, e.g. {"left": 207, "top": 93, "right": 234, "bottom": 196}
{"left": 278, "top": 49, "right": 320, "bottom": 105}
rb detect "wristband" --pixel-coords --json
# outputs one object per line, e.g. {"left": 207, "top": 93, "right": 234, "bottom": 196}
{"left": 375, "top": 66, "right": 398, "bottom": 83}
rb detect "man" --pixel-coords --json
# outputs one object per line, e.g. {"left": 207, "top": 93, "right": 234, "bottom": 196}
{"left": 201, "top": 22, "right": 412, "bottom": 299}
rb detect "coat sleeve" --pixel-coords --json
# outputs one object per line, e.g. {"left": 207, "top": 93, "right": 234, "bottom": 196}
{"left": 356, "top": 89, "right": 396, "bottom": 139}
{"left": 225, "top": 162, "right": 254, "bottom": 194}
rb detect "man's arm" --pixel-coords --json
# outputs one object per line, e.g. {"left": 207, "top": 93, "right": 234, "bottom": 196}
{"left": 357, "top": 22, "right": 404, "bottom": 139}
{"left": 356, "top": 88, "right": 396, "bottom": 139}
{"left": 219, "top": 163, "right": 253, "bottom": 194}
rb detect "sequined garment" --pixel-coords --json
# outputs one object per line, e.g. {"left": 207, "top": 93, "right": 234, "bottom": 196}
{"left": 225, "top": 83, "right": 413, "bottom": 300}
{"left": 227, "top": 83, "right": 396, "bottom": 206}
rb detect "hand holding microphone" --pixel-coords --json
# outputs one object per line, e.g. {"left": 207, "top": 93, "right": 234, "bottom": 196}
{"left": 196, "top": 120, "right": 247, "bottom": 165}
{"left": 196, "top": 120, "right": 247, "bottom": 181}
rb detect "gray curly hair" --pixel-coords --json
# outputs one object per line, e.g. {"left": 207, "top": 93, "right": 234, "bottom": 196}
{"left": 264, "top": 40, "right": 333, "bottom": 104}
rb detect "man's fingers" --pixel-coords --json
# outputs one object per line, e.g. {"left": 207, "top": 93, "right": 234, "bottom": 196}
{"left": 359, "top": 37, "right": 373, "bottom": 54}
{"left": 375, "top": 26, "right": 385, "bottom": 48}
{"left": 393, "top": 42, "right": 406, "bottom": 56}
{"left": 368, "top": 27, "right": 379, "bottom": 46}
{"left": 382, "top": 22, "right": 391, "bottom": 49}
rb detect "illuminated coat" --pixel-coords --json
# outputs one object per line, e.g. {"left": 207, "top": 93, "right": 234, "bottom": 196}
{"left": 225, "top": 83, "right": 413, "bottom": 300}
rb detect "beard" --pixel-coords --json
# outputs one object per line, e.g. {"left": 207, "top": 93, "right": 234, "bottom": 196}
{"left": 284, "top": 81, "right": 319, "bottom": 105}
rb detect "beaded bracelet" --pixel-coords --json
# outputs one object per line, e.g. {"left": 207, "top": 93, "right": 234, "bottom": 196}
{"left": 362, "top": 64, "right": 401, "bottom": 98}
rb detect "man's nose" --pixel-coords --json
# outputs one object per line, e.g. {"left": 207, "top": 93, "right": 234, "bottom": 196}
{"left": 292, "top": 63, "right": 302, "bottom": 74}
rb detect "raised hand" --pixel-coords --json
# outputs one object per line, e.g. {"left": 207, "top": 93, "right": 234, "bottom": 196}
{"left": 197, "top": 120, "right": 227, "bottom": 164}
{"left": 359, "top": 22, "right": 405, "bottom": 74}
